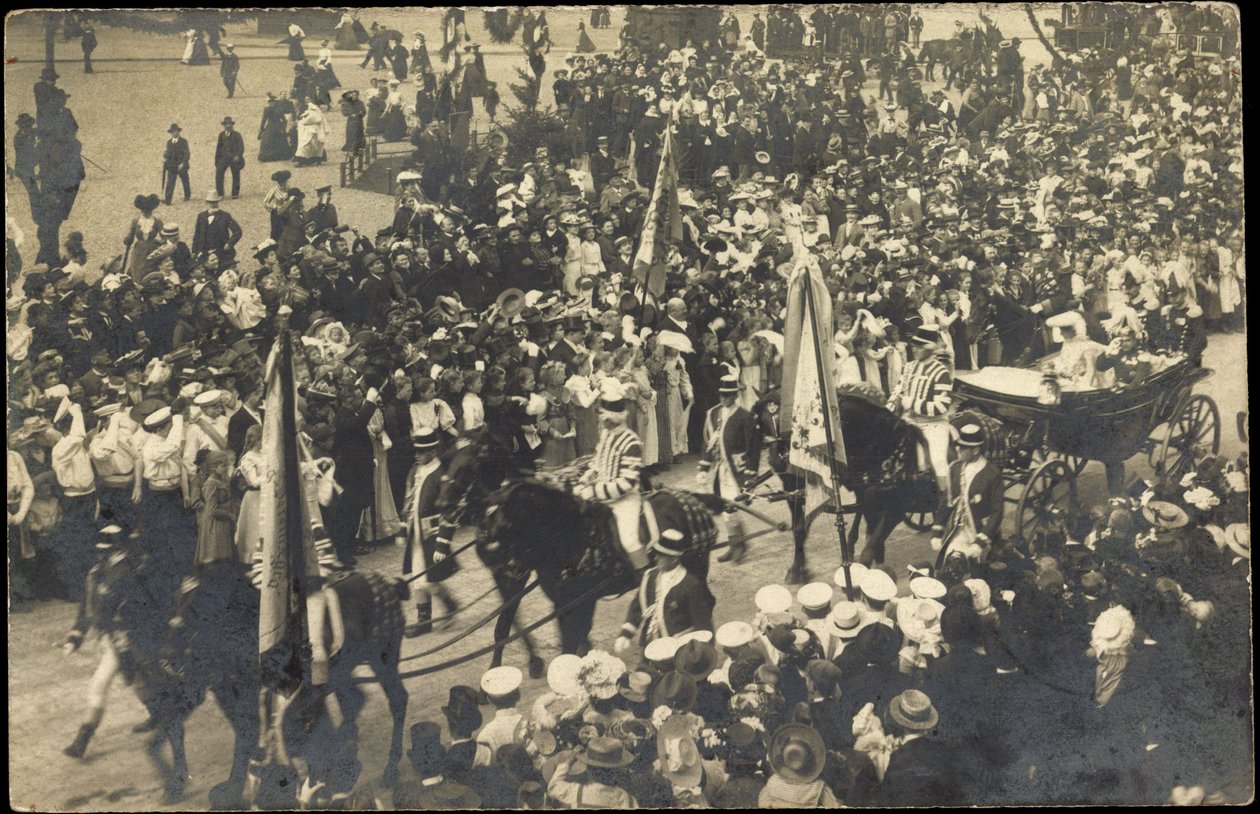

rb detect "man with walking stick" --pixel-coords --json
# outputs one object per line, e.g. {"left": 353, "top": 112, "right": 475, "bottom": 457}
{"left": 220, "top": 43, "right": 240, "bottom": 98}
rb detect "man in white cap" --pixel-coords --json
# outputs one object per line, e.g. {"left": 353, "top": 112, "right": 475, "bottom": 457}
{"left": 884, "top": 324, "right": 954, "bottom": 547}
{"left": 614, "top": 529, "right": 715, "bottom": 657}
{"left": 857, "top": 569, "right": 898, "bottom": 628}
{"left": 576, "top": 381, "right": 649, "bottom": 569}
{"left": 932, "top": 423, "right": 1003, "bottom": 566}
{"left": 89, "top": 403, "right": 142, "bottom": 531}
{"left": 183, "top": 389, "right": 230, "bottom": 472}
{"left": 698, "top": 375, "right": 760, "bottom": 564}
{"left": 51, "top": 397, "right": 98, "bottom": 597}
{"left": 473, "top": 665, "right": 524, "bottom": 766}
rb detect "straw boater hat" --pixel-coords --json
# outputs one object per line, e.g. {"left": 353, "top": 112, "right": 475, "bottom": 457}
{"left": 768, "top": 723, "right": 827, "bottom": 784}
{"left": 887, "top": 689, "right": 939, "bottom": 732}
{"left": 1142, "top": 500, "right": 1190, "bottom": 530}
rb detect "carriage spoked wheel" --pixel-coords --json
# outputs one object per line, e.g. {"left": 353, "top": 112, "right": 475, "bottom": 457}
{"left": 1029, "top": 447, "right": 1088, "bottom": 477}
{"left": 1015, "top": 459, "right": 1078, "bottom": 544}
{"left": 1157, "top": 394, "right": 1221, "bottom": 483}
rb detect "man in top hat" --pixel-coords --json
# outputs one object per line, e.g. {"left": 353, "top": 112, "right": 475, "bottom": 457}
{"left": 401, "top": 429, "right": 460, "bottom": 638}
{"left": 439, "top": 686, "right": 485, "bottom": 780}
{"left": 192, "top": 190, "right": 243, "bottom": 264}
{"left": 213, "top": 116, "right": 246, "bottom": 199}
{"left": 698, "top": 374, "right": 761, "bottom": 564}
{"left": 614, "top": 529, "right": 715, "bottom": 657}
{"left": 219, "top": 43, "right": 240, "bottom": 97}
{"left": 884, "top": 324, "right": 954, "bottom": 539}
{"left": 575, "top": 380, "right": 649, "bottom": 569}
{"left": 932, "top": 423, "right": 1003, "bottom": 567}
{"left": 162, "top": 123, "right": 192, "bottom": 205}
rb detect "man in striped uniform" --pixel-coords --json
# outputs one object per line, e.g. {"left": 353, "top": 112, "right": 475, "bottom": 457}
{"left": 886, "top": 324, "right": 954, "bottom": 510}
{"left": 575, "top": 381, "right": 649, "bottom": 570}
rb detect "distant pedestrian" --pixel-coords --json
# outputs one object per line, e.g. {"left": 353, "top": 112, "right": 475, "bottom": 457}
{"left": 219, "top": 43, "right": 240, "bottom": 98}
{"left": 213, "top": 116, "right": 245, "bottom": 198}
{"left": 162, "top": 123, "right": 191, "bottom": 205}
{"left": 283, "top": 22, "right": 306, "bottom": 61}
{"left": 81, "top": 25, "right": 97, "bottom": 74}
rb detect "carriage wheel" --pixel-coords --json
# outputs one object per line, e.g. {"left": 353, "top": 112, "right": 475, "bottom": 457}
{"left": 1029, "top": 448, "right": 1088, "bottom": 477}
{"left": 1157, "top": 394, "right": 1221, "bottom": 483}
{"left": 1015, "top": 460, "right": 1077, "bottom": 544}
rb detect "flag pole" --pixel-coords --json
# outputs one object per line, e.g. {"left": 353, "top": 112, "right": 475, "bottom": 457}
{"left": 799, "top": 247, "right": 853, "bottom": 586}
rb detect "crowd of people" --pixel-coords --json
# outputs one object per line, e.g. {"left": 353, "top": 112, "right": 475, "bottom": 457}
{"left": 6, "top": 8, "right": 1250, "bottom": 809}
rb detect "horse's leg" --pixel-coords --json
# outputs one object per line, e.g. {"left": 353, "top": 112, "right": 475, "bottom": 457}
{"left": 376, "top": 667, "right": 408, "bottom": 789}
{"left": 208, "top": 679, "right": 257, "bottom": 809}
{"left": 146, "top": 721, "right": 180, "bottom": 804}
{"left": 784, "top": 489, "right": 809, "bottom": 584}
{"left": 863, "top": 510, "right": 898, "bottom": 567}
{"left": 553, "top": 580, "right": 597, "bottom": 657}
{"left": 489, "top": 567, "right": 543, "bottom": 678}
{"left": 169, "top": 719, "right": 190, "bottom": 799}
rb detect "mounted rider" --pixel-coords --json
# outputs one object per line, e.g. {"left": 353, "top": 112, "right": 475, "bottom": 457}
{"left": 574, "top": 379, "right": 650, "bottom": 570}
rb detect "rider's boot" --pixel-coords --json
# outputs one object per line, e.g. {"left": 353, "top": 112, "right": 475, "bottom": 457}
{"left": 626, "top": 546, "right": 650, "bottom": 571}
{"left": 718, "top": 518, "right": 748, "bottom": 564}
{"left": 64, "top": 722, "right": 97, "bottom": 758}
{"left": 406, "top": 600, "right": 433, "bottom": 639}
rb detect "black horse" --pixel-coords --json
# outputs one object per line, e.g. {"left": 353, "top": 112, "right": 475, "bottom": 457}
{"left": 435, "top": 412, "right": 726, "bottom": 671}
{"left": 752, "top": 388, "right": 940, "bottom": 576}
{"left": 122, "top": 561, "right": 409, "bottom": 806}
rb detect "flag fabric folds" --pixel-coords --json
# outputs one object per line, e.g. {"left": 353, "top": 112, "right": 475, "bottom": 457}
{"left": 632, "top": 125, "right": 683, "bottom": 299}
{"left": 779, "top": 209, "right": 847, "bottom": 528}
{"left": 257, "top": 335, "right": 318, "bottom": 695}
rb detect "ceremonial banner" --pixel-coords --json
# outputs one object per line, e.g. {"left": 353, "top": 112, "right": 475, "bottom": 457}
{"left": 780, "top": 209, "right": 847, "bottom": 527}
{"left": 633, "top": 124, "right": 683, "bottom": 299}
{"left": 257, "top": 335, "right": 317, "bottom": 694}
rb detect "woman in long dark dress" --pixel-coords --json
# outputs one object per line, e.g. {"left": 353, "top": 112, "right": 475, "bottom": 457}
{"left": 365, "top": 80, "right": 386, "bottom": 137}
{"left": 351, "top": 14, "right": 370, "bottom": 44}
{"left": 388, "top": 38, "right": 409, "bottom": 82}
{"left": 414, "top": 76, "right": 436, "bottom": 128}
{"left": 334, "top": 11, "right": 359, "bottom": 50}
{"left": 410, "top": 33, "right": 432, "bottom": 76}
{"left": 313, "top": 61, "right": 340, "bottom": 108}
{"left": 381, "top": 81, "right": 408, "bottom": 142}
{"left": 341, "top": 90, "right": 367, "bottom": 154}
{"left": 258, "top": 95, "right": 296, "bottom": 162}
{"left": 186, "top": 30, "right": 211, "bottom": 66}
{"left": 283, "top": 24, "right": 306, "bottom": 61}
{"left": 576, "top": 22, "right": 597, "bottom": 53}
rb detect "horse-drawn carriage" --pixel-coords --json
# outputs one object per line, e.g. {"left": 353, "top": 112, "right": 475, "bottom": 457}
{"left": 950, "top": 355, "right": 1220, "bottom": 543}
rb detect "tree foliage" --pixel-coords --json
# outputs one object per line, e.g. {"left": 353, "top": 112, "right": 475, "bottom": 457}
{"left": 499, "top": 104, "right": 571, "bottom": 167}
{"left": 483, "top": 8, "right": 526, "bottom": 44}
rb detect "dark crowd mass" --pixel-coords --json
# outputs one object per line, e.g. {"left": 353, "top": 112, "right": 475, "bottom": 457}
{"left": 6, "top": 4, "right": 1250, "bottom": 810}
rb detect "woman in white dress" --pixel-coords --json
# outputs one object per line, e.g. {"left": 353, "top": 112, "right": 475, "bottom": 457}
{"left": 181, "top": 29, "right": 197, "bottom": 64}
{"left": 294, "top": 103, "right": 328, "bottom": 165}
{"left": 234, "top": 426, "right": 271, "bottom": 564}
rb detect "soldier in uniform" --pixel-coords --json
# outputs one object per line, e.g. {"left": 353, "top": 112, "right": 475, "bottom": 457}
{"left": 613, "top": 528, "right": 716, "bottom": 657}
{"left": 698, "top": 375, "right": 761, "bottom": 565}
{"left": 401, "top": 429, "right": 460, "bottom": 638}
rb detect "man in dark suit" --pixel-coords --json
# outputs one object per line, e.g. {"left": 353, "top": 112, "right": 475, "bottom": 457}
{"left": 305, "top": 185, "right": 339, "bottom": 234}
{"left": 219, "top": 43, "right": 240, "bottom": 98}
{"left": 331, "top": 373, "right": 386, "bottom": 564}
{"left": 213, "top": 116, "right": 245, "bottom": 198}
{"left": 393, "top": 723, "right": 481, "bottom": 810}
{"left": 162, "top": 123, "right": 191, "bottom": 205}
{"left": 191, "top": 191, "right": 243, "bottom": 265}
{"left": 227, "top": 382, "right": 263, "bottom": 463}
{"left": 546, "top": 315, "right": 585, "bottom": 376}
{"left": 588, "top": 135, "right": 617, "bottom": 196}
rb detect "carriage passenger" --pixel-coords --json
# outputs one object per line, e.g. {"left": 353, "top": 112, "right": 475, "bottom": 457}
{"left": 1043, "top": 311, "right": 1106, "bottom": 388}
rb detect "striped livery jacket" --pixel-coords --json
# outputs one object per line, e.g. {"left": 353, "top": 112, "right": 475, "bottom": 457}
{"left": 575, "top": 425, "right": 642, "bottom": 501}
{"left": 887, "top": 354, "right": 953, "bottom": 418}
